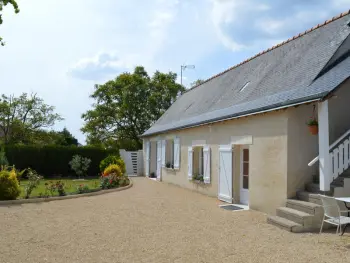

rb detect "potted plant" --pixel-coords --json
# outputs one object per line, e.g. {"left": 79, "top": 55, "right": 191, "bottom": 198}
{"left": 307, "top": 118, "right": 318, "bottom": 135}
{"left": 165, "top": 162, "right": 171, "bottom": 168}
{"left": 192, "top": 174, "right": 204, "bottom": 183}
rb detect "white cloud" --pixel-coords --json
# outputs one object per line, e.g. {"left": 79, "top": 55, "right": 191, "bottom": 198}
{"left": 68, "top": 52, "right": 138, "bottom": 81}
{"left": 210, "top": 0, "right": 349, "bottom": 51}
{"left": 69, "top": 0, "right": 181, "bottom": 81}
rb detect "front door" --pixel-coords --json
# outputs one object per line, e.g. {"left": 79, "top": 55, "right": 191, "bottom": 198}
{"left": 240, "top": 146, "right": 249, "bottom": 205}
{"left": 218, "top": 145, "right": 233, "bottom": 203}
{"left": 156, "top": 141, "right": 162, "bottom": 181}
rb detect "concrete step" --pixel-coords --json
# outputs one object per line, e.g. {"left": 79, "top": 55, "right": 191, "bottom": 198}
{"left": 296, "top": 191, "right": 322, "bottom": 205}
{"left": 267, "top": 215, "right": 304, "bottom": 233}
{"left": 276, "top": 207, "right": 314, "bottom": 227}
{"left": 286, "top": 199, "right": 323, "bottom": 215}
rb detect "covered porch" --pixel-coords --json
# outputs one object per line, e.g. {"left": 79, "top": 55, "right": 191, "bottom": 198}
{"left": 309, "top": 79, "right": 350, "bottom": 194}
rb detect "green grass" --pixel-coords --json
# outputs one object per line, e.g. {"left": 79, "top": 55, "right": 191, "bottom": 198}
{"left": 19, "top": 178, "right": 101, "bottom": 198}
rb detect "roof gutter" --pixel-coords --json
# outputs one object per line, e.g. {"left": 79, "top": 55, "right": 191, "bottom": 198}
{"left": 140, "top": 94, "right": 326, "bottom": 138}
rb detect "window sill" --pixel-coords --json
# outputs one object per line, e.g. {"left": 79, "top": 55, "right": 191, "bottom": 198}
{"left": 164, "top": 167, "right": 180, "bottom": 171}
{"left": 192, "top": 179, "right": 205, "bottom": 184}
{"left": 191, "top": 177, "right": 210, "bottom": 185}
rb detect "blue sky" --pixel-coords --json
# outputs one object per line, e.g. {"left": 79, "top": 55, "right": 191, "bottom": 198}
{"left": 0, "top": 0, "right": 349, "bottom": 144}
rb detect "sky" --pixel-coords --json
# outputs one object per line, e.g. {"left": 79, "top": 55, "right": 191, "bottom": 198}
{"left": 0, "top": 0, "right": 349, "bottom": 144}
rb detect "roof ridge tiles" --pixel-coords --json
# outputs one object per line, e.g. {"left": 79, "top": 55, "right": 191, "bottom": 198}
{"left": 186, "top": 9, "right": 350, "bottom": 92}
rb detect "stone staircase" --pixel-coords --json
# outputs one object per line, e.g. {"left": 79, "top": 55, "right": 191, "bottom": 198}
{"left": 267, "top": 182, "right": 335, "bottom": 233}
{"left": 268, "top": 172, "right": 350, "bottom": 233}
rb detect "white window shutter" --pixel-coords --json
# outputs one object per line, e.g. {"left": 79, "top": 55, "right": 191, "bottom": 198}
{"left": 145, "top": 141, "right": 150, "bottom": 176}
{"left": 188, "top": 146, "right": 193, "bottom": 180}
{"left": 174, "top": 138, "right": 180, "bottom": 169}
{"left": 203, "top": 145, "right": 211, "bottom": 184}
{"left": 161, "top": 140, "right": 166, "bottom": 167}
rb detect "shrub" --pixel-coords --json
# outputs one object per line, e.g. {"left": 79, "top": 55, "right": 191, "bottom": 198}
{"left": 77, "top": 184, "right": 90, "bottom": 194}
{"left": 69, "top": 155, "right": 91, "bottom": 178}
{"left": 0, "top": 147, "right": 9, "bottom": 168}
{"left": 116, "top": 159, "right": 126, "bottom": 175}
{"left": 24, "top": 169, "right": 42, "bottom": 199}
{"left": 44, "top": 181, "right": 66, "bottom": 196}
{"left": 5, "top": 145, "right": 119, "bottom": 178}
{"left": 56, "top": 181, "right": 66, "bottom": 196}
{"left": 100, "top": 155, "right": 118, "bottom": 172}
{"left": 0, "top": 169, "right": 21, "bottom": 200}
{"left": 103, "top": 164, "right": 122, "bottom": 177}
{"left": 100, "top": 175, "right": 129, "bottom": 189}
{"left": 100, "top": 156, "right": 126, "bottom": 175}
{"left": 118, "top": 176, "right": 130, "bottom": 187}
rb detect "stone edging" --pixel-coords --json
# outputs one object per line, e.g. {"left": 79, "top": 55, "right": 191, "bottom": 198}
{"left": 0, "top": 179, "right": 133, "bottom": 206}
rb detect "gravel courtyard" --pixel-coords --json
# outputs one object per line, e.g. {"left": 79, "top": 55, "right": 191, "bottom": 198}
{"left": 1, "top": 177, "right": 350, "bottom": 263}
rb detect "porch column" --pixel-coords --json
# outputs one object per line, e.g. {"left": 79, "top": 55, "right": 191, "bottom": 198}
{"left": 318, "top": 100, "right": 331, "bottom": 191}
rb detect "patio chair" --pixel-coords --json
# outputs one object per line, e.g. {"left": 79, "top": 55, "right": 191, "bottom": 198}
{"left": 319, "top": 195, "right": 350, "bottom": 235}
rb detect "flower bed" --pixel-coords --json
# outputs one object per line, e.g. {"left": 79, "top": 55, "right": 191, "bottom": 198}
{"left": 0, "top": 154, "right": 130, "bottom": 202}
{"left": 19, "top": 179, "right": 101, "bottom": 199}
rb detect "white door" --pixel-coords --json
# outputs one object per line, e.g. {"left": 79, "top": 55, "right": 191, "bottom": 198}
{"left": 240, "top": 146, "right": 249, "bottom": 205}
{"left": 156, "top": 141, "right": 162, "bottom": 181}
{"left": 218, "top": 145, "right": 233, "bottom": 203}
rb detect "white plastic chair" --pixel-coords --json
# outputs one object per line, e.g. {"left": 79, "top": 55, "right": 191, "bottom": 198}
{"left": 319, "top": 195, "right": 350, "bottom": 235}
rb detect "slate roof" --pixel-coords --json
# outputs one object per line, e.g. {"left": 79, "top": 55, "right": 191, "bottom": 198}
{"left": 142, "top": 11, "right": 350, "bottom": 137}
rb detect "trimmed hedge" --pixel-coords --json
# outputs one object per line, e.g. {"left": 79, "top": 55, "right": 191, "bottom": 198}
{"left": 5, "top": 145, "right": 119, "bottom": 178}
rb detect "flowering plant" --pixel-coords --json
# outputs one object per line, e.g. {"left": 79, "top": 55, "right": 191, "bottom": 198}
{"left": 77, "top": 184, "right": 90, "bottom": 194}
{"left": 307, "top": 117, "right": 318, "bottom": 126}
{"left": 100, "top": 174, "right": 129, "bottom": 189}
{"left": 45, "top": 181, "right": 66, "bottom": 196}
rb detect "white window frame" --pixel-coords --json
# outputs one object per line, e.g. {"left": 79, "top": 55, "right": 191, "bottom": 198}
{"left": 165, "top": 139, "right": 175, "bottom": 168}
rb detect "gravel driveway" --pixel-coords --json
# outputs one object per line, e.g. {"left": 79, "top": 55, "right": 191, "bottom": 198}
{"left": 1, "top": 177, "right": 350, "bottom": 263}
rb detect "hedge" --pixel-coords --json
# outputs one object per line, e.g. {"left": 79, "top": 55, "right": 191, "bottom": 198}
{"left": 5, "top": 145, "right": 119, "bottom": 178}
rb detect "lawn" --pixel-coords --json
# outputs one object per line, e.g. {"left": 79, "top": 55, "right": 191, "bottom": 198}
{"left": 19, "top": 178, "right": 101, "bottom": 198}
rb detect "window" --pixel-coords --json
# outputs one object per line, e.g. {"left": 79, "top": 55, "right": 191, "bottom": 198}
{"left": 242, "top": 148, "right": 249, "bottom": 189}
{"left": 193, "top": 146, "right": 204, "bottom": 178}
{"left": 165, "top": 140, "right": 174, "bottom": 168}
{"left": 188, "top": 145, "right": 210, "bottom": 183}
{"left": 239, "top": 81, "right": 250, "bottom": 92}
{"left": 162, "top": 138, "right": 180, "bottom": 169}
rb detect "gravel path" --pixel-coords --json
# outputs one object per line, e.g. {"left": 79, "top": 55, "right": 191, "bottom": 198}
{"left": 1, "top": 177, "right": 350, "bottom": 263}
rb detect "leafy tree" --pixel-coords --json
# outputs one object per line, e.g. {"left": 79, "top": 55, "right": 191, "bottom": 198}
{"left": 55, "top": 128, "right": 79, "bottom": 146}
{"left": 0, "top": 93, "right": 63, "bottom": 144}
{"left": 82, "top": 66, "right": 185, "bottom": 150}
{"left": 191, "top": 79, "right": 205, "bottom": 87}
{"left": 0, "top": 0, "right": 19, "bottom": 46}
{"left": 19, "top": 128, "right": 78, "bottom": 146}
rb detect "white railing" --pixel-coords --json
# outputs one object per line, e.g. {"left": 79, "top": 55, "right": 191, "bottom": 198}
{"left": 308, "top": 128, "right": 350, "bottom": 180}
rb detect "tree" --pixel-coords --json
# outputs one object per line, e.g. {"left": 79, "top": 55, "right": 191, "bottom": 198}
{"left": 55, "top": 128, "right": 79, "bottom": 146}
{"left": 81, "top": 66, "right": 185, "bottom": 150}
{"left": 191, "top": 79, "right": 205, "bottom": 87}
{"left": 0, "top": 0, "right": 19, "bottom": 46}
{"left": 20, "top": 128, "right": 79, "bottom": 146}
{"left": 0, "top": 93, "right": 63, "bottom": 144}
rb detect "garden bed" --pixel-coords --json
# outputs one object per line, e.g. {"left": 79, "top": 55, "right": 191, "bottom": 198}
{"left": 0, "top": 179, "right": 133, "bottom": 205}
{"left": 19, "top": 178, "right": 101, "bottom": 198}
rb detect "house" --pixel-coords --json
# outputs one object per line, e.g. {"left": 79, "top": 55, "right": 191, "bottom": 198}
{"left": 141, "top": 10, "right": 350, "bottom": 230}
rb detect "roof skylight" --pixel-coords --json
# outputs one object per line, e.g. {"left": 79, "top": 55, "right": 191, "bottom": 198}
{"left": 239, "top": 82, "right": 250, "bottom": 92}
